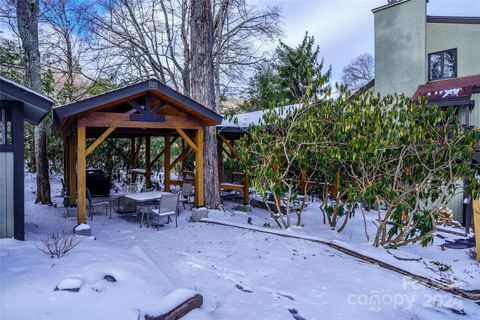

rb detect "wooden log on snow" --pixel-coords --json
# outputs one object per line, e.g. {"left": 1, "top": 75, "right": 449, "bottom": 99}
{"left": 145, "top": 290, "right": 203, "bottom": 320}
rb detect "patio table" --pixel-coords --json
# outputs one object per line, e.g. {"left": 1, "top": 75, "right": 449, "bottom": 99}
{"left": 124, "top": 191, "right": 172, "bottom": 227}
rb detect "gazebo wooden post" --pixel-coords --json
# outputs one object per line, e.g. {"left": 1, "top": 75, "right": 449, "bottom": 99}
{"left": 77, "top": 125, "right": 87, "bottom": 224}
{"left": 130, "top": 138, "right": 136, "bottom": 182}
{"left": 63, "top": 136, "right": 68, "bottom": 187}
{"left": 164, "top": 135, "right": 171, "bottom": 192}
{"left": 243, "top": 174, "right": 249, "bottom": 205}
{"left": 217, "top": 138, "right": 223, "bottom": 182}
{"left": 145, "top": 135, "right": 151, "bottom": 189}
{"left": 181, "top": 139, "right": 186, "bottom": 173}
{"left": 195, "top": 128, "right": 204, "bottom": 207}
{"left": 68, "top": 134, "right": 76, "bottom": 206}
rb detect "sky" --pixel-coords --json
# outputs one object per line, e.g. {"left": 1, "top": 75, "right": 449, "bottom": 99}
{"left": 255, "top": 0, "right": 480, "bottom": 82}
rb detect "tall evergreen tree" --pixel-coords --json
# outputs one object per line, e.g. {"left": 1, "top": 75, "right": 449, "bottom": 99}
{"left": 276, "top": 32, "right": 331, "bottom": 102}
{"left": 238, "top": 32, "right": 331, "bottom": 113}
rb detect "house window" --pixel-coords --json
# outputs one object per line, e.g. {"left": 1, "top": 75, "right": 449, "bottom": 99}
{"left": 429, "top": 49, "right": 457, "bottom": 81}
{"left": 0, "top": 108, "right": 12, "bottom": 146}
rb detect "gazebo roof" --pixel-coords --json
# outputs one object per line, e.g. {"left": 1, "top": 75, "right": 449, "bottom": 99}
{"left": 53, "top": 78, "right": 222, "bottom": 134}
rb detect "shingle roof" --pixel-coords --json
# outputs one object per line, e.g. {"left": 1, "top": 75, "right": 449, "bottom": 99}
{"left": 0, "top": 76, "right": 53, "bottom": 124}
{"left": 413, "top": 75, "right": 480, "bottom": 102}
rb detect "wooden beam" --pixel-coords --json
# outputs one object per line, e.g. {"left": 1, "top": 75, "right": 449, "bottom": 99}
{"left": 86, "top": 127, "right": 116, "bottom": 156}
{"left": 151, "top": 148, "right": 165, "bottom": 167}
{"left": 127, "top": 99, "right": 144, "bottom": 113}
{"left": 171, "top": 147, "right": 192, "bottom": 169}
{"left": 77, "top": 125, "right": 87, "bottom": 224}
{"left": 181, "top": 139, "right": 186, "bottom": 172}
{"left": 105, "top": 139, "right": 130, "bottom": 163}
{"left": 219, "top": 134, "right": 239, "bottom": 159}
{"left": 221, "top": 144, "right": 233, "bottom": 159}
{"left": 195, "top": 128, "right": 204, "bottom": 207}
{"left": 68, "top": 134, "right": 76, "bottom": 206}
{"left": 164, "top": 135, "right": 171, "bottom": 192}
{"left": 176, "top": 128, "right": 198, "bottom": 153}
{"left": 473, "top": 199, "right": 480, "bottom": 262}
{"left": 151, "top": 102, "right": 167, "bottom": 114}
{"left": 150, "top": 136, "right": 178, "bottom": 167}
{"left": 146, "top": 136, "right": 151, "bottom": 189}
{"left": 78, "top": 112, "right": 202, "bottom": 129}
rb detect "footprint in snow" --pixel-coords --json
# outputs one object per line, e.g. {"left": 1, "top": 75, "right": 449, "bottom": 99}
{"left": 235, "top": 284, "right": 253, "bottom": 293}
{"left": 288, "top": 308, "right": 306, "bottom": 320}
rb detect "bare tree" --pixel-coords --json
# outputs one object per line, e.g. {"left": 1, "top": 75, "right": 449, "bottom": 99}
{"left": 87, "top": 0, "right": 281, "bottom": 97}
{"left": 190, "top": 0, "right": 220, "bottom": 209}
{"left": 212, "top": 0, "right": 281, "bottom": 104}
{"left": 17, "top": 0, "right": 51, "bottom": 204}
{"left": 341, "top": 53, "right": 374, "bottom": 92}
{"left": 41, "top": 0, "right": 118, "bottom": 102}
{"left": 87, "top": 0, "right": 186, "bottom": 89}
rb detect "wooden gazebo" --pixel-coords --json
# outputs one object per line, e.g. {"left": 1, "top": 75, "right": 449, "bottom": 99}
{"left": 53, "top": 79, "right": 222, "bottom": 225}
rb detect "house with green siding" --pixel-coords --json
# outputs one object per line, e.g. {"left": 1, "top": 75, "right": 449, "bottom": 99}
{"left": 371, "top": 0, "right": 480, "bottom": 224}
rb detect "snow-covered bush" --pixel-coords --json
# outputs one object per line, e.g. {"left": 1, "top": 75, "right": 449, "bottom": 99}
{"left": 37, "top": 232, "right": 80, "bottom": 258}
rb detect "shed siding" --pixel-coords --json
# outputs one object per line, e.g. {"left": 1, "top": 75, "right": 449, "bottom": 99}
{"left": 0, "top": 152, "right": 14, "bottom": 238}
{"left": 446, "top": 183, "right": 465, "bottom": 223}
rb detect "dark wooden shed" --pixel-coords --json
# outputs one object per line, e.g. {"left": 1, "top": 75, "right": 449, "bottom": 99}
{"left": 0, "top": 76, "right": 52, "bottom": 240}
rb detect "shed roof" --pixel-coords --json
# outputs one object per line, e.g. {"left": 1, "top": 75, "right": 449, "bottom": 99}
{"left": 0, "top": 76, "right": 53, "bottom": 124}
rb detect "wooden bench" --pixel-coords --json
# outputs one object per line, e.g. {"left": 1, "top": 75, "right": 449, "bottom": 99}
{"left": 220, "top": 183, "right": 244, "bottom": 192}
{"left": 220, "top": 183, "right": 249, "bottom": 205}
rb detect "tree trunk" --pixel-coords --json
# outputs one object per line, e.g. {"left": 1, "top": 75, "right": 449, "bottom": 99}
{"left": 17, "top": 0, "right": 51, "bottom": 204}
{"left": 190, "top": 0, "right": 221, "bottom": 209}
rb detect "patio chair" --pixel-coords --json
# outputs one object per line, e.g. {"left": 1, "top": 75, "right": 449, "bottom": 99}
{"left": 178, "top": 182, "right": 194, "bottom": 210}
{"left": 120, "top": 175, "right": 146, "bottom": 213}
{"left": 87, "top": 188, "right": 111, "bottom": 220}
{"left": 126, "top": 175, "right": 145, "bottom": 194}
{"left": 149, "top": 193, "right": 179, "bottom": 229}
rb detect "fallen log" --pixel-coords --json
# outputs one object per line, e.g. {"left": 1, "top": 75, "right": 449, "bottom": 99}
{"left": 145, "top": 289, "right": 203, "bottom": 320}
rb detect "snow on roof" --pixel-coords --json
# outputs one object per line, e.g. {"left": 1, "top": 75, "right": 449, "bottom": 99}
{"left": 0, "top": 75, "right": 54, "bottom": 103}
{"left": 413, "top": 74, "right": 480, "bottom": 101}
{"left": 219, "top": 104, "right": 301, "bottom": 129}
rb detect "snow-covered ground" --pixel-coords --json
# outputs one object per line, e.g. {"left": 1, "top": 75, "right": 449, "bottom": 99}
{"left": 219, "top": 197, "right": 480, "bottom": 292}
{"left": 1, "top": 176, "right": 479, "bottom": 319}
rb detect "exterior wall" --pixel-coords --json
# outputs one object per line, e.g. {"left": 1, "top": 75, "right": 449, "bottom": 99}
{"left": 470, "top": 93, "right": 480, "bottom": 128}
{"left": 446, "top": 182, "right": 465, "bottom": 223}
{"left": 0, "top": 103, "right": 25, "bottom": 239}
{"left": 427, "top": 23, "right": 480, "bottom": 78}
{"left": 0, "top": 152, "right": 14, "bottom": 238}
{"left": 373, "top": 0, "right": 427, "bottom": 96}
{"left": 444, "top": 93, "right": 480, "bottom": 223}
